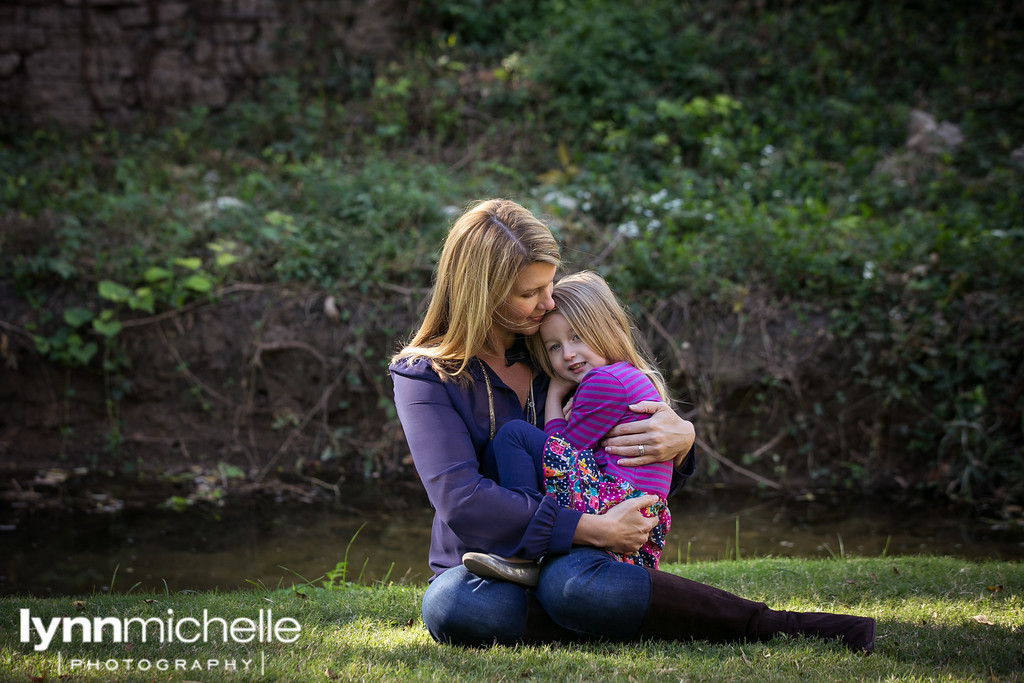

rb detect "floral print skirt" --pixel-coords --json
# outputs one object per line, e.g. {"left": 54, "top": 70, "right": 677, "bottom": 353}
{"left": 543, "top": 434, "right": 671, "bottom": 568}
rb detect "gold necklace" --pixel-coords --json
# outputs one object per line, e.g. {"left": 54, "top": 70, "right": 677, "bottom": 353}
{"left": 477, "top": 358, "right": 535, "bottom": 440}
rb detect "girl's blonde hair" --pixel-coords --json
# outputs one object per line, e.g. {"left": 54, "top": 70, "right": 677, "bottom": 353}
{"left": 393, "top": 199, "right": 560, "bottom": 381}
{"left": 527, "top": 271, "right": 671, "bottom": 402}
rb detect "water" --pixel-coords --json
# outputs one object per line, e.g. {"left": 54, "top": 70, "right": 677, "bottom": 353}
{"left": 2, "top": 483, "right": 1021, "bottom": 597}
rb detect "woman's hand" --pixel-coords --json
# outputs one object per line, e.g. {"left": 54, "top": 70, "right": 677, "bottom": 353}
{"left": 572, "top": 495, "right": 661, "bottom": 554}
{"left": 601, "top": 401, "right": 695, "bottom": 468}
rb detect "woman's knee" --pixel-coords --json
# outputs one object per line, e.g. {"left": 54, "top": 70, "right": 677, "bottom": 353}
{"left": 421, "top": 566, "right": 531, "bottom": 646}
{"left": 535, "top": 549, "right": 651, "bottom": 639}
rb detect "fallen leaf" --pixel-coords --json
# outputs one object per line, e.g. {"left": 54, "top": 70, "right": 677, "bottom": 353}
{"left": 985, "top": 585, "right": 1004, "bottom": 592}
{"left": 972, "top": 615, "right": 995, "bottom": 625}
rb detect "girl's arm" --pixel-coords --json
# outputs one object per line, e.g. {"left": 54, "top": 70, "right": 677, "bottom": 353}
{"left": 544, "top": 375, "right": 576, "bottom": 427}
{"left": 545, "top": 368, "right": 633, "bottom": 450}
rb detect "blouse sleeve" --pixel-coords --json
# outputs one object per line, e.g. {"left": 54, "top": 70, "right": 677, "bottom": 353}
{"left": 669, "top": 445, "right": 697, "bottom": 497}
{"left": 391, "top": 361, "right": 580, "bottom": 560}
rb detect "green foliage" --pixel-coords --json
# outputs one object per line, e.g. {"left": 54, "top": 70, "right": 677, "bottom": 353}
{"left": 259, "top": 156, "right": 455, "bottom": 288}
{"left": 3, "top": 0, "right": 1022, "bottom": 509}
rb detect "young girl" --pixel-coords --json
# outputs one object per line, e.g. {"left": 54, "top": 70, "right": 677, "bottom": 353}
{"left": 464, "top": 271, "right": 677, "bottom": 582}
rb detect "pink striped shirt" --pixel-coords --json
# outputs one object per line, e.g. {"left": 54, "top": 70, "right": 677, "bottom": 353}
{"left": 544, "top": 361, "right": 673, "bottom": 498}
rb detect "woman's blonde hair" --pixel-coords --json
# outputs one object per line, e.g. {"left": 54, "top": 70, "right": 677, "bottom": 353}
{"left": 527, "top": 271, "right": 670, "bottom": 402}
{"left": 393, "top": 199, "right": 560, "bottom": 380}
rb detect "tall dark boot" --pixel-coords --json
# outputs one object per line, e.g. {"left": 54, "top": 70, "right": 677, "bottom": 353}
{"left": 638, "top": 568, "right": 875, "bottom": 652}
{"left": 757, "top": 609, "right": 876, "bottom": 652}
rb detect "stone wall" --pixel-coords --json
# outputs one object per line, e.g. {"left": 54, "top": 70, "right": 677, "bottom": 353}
{"left": 0, "top": 0, "right": 409, "bottom": 131}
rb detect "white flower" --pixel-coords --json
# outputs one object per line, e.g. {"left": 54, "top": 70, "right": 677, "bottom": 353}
{"left": 215, "top": 196, "right": 245, "bottom": 211}
{"left": 543, "top": 191, "right": 578, "bottom": 212}
{"left": 616, "top": 221, "right": 640, "bottom": 238}
{"left": 194, "top": 196, "right": 247, "bottom": 218}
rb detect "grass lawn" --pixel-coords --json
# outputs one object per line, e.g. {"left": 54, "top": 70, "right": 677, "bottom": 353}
{"left": 1, "top": 556, "right": 1021, "bottom": 681}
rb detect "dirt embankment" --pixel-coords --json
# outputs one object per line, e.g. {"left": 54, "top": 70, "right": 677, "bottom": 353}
{"left": 1, "top": 282, "right": 920, "bottom": 508}
{"left": 1, "top": 284, "right": 420, "bottom": 501}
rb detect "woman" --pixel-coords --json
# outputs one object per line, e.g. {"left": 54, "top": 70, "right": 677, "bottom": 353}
{"left": 389, "top": 199, "right": 874, "bottom": 651}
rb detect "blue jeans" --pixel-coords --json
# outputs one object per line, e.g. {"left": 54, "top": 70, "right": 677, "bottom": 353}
{"left": 421, "top": 547, "right": 651, "bottom": 645}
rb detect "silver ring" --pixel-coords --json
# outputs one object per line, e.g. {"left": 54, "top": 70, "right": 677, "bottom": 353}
{"left": 638, "top": 444, "right": 645, "bottom": 457}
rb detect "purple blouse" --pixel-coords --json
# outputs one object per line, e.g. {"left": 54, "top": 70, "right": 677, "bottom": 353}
{"left": 390, "top": 341, "right": 695, "bottom": 580}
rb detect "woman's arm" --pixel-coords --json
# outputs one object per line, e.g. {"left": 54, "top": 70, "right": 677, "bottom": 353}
{"left": 601, "top": 401, "right": 696, "bottom": 467}
{"left": 573, "top": 494, "right": 661, "bottom": 553}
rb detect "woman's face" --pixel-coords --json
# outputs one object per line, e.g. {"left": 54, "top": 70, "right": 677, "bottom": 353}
{"left": 493, "top": 262, "right": 557, "bottom": 340}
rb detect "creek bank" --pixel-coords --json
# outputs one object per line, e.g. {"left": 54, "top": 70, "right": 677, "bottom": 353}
{"left": 0, "top": 284, "right": 1011, "bottom": 518}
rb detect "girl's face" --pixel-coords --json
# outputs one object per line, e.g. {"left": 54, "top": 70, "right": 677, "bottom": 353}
{"left": 493, "top": 262, "right": 557, "bottom": 341}
{"left": 540, "top": 311, "right": 608, "bottom": 384}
